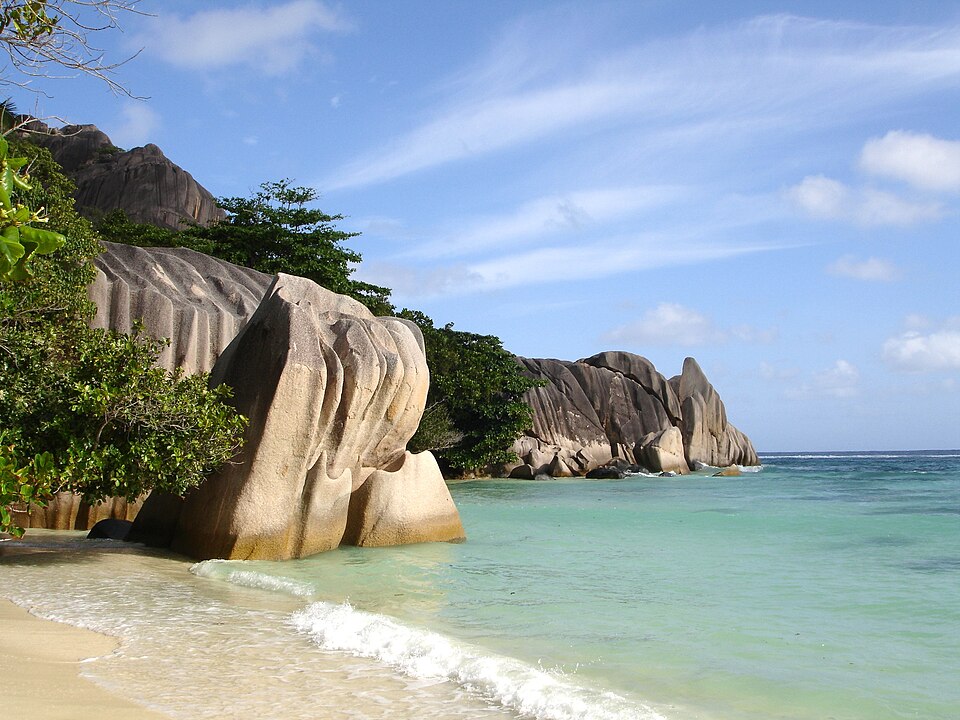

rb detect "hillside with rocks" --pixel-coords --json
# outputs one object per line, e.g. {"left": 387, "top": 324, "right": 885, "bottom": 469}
{"left": 23, "top": 121, "right": 224, "bottom": 229}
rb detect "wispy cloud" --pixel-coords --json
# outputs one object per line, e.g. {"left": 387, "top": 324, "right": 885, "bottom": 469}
{"left": 409, "top": 185, "right": 684, "bottom": 260}
{"left": 860, "top": 131, "right": 960, "bottom": 192}
{"left": 602, "top": 302, "right": 777, "bottom": 348}
{"left": 145, "top": 1, "right": 351, "bottom": 75}
{"left": 106, "top": 102, "right": 161, "bottom": 148}
{"left": 324, "top": 14, "right": 960, "bottom": 190}
{"left": 826, "top": 255, "right": 900, "bottom": 281}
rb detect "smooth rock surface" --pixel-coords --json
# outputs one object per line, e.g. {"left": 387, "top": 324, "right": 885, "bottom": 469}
{"left": 89, "top": 241, "right": 272, "bottom": 374}
{"left": 153, "top": 273, "right": 462, "bottom": 560}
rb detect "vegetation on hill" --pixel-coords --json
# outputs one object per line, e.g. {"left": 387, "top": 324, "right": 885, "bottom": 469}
{"left": 0, "top": 139, "right": 246, "bottom": 537}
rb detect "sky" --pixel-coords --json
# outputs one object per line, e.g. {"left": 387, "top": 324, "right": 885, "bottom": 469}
{"left": 12, "top": 0, "right": 960, "bottom": 451}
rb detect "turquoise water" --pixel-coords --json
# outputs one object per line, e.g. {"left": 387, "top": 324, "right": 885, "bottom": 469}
{"left": 3, "top": 452, "right": 959, "bottom": 719}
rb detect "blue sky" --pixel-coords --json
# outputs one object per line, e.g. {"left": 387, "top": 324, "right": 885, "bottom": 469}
{"left": 15, "top": 0, "right": 960, "bottom": 451}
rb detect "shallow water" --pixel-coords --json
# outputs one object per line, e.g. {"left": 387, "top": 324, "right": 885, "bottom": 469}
{"left": 2, "top": 452, "right": 958, "bottom": 720}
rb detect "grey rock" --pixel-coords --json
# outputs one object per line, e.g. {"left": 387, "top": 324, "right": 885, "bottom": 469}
{"left": 26, "top": 122, "right": 225, "bottom": 230}
{"left": 513, "top": 352, "right": 758, "bottom": 476}
{"left": 585, "top": 466, "right": 626, "bottom": 479}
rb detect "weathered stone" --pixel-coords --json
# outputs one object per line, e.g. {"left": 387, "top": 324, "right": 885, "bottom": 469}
{"left": 547, "top": 455, "right": 575, "bottom": 478}
{"left": 27, "top": 122, "right": 225, "bottom": 230}
{"left": 713, "top": 466, "right": 743, "bottom": 477}
{"left": 342, "top": 451, "right": 464, "bottom": 547}
{"left": 673, "top": 357, "right": 759, "bottom": 468}
{"left": 513, "top": 352, "right": 757, "bottom": 477}
{"left": 151, "top": 273, "right": 459, "bottom": 560}
{"left": 86, "top": 519, "right": 133, "bottom": 540}
{"left": 638, "top": 427, "right": 689, "bottom": 475}
{"left": 585, "top": 466, "right": 625, "bottom": 479}
{"left": 509, "top": 464, "right": 536, "bottom": 479}
{"left": 18, "top": 493, "right": 144, "bottom": 532}
{"left": 89, "top": 241, "right": 272, "bottom": 374}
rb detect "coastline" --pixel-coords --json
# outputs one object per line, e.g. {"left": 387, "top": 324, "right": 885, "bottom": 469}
{"left": 1, "top": 597, "right": 172, "bottom": 720}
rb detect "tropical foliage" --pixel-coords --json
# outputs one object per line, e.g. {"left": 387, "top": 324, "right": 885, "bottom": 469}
{"left": 400, "top": 310, "right": 537, "bottom": 475}
{"left": 0, "top": 139, "right": 246, "bottom": 537}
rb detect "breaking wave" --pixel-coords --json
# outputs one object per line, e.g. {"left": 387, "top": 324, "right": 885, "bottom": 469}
{"left": 291, "top": 600, "right": 667, "bottom": 720}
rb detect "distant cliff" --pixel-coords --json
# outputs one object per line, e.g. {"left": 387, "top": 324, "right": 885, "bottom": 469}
{"left": 23, "top": 121, "right": 224, "bottom": 230}
{"left": 507, "top": 351, "right": 758, "bottom": 477}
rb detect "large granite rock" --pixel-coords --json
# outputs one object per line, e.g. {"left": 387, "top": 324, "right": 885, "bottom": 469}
{"left": 89, "top": 240, "right": 272, "bottom": 374}
{"left": 131, "top": 273, "right": 464, "bottom": 560}
{"left": 671, "top": 357, "right": 759, "bottom": 468}
{"left": 509, "top": 352, "right": 757, "bottom": 476}
{"left": 25, "top": 122, "right": 224, "bottom": 230}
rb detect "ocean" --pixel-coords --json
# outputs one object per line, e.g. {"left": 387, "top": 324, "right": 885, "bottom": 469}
{"left": 2, "top": 451, "right": 958, "bottom": 720}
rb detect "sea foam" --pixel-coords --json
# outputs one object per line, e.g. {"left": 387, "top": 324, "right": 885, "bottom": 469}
{"left": 190, "top": 559, "right": 314, "bottom": 597}
{"left": 290, "top": 600, "right": 666, "bottom": 720}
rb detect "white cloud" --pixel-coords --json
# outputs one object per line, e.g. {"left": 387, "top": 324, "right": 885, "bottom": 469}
{"left": 325, "top": 15, "right": 960, "bottom": 190}
{"left": 860, "top": 131, "right": 960, "bottom": 192}
{"left": 883, "top": 326, "right": 960, "bottom": 372}
{"left": 603, "top": 303, "right": 777, "bottom": 348}
{"left": 786, "top": 176, "right": 849, "bottom": 219}
{"left": 409, "top": 185, "right": 684, "bottom": 260}
{"left": 826, "top": 255, "right": 899, "bottom": 281}
{"left": 147, "top": 1, "right": 350, "bottom": 75}
{"left": 786, "top": 176, "right": 943, "bottom": 225}
{"left": 330, "top": 95, "right": 342, "bottom": 109}
{"left": 786, "top": 359, "right": 861, "bottom": 398}
{"left": 353, "top": 261, "right": 484, "bottom": 299}
{"left": 106, "top": 103, "right": 161, "bottom": 148}
{"left": 813, "top": 359, "right": 861, "bottom": 397}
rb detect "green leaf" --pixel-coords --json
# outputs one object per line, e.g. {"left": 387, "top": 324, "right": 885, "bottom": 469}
{"left": 19, "top": 225, "right": 66, "bottom": 254}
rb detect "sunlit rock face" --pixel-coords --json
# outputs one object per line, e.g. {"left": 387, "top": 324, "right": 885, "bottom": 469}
{"left": 507, "top": 352, "right": 757, "bottom": 477}
{"left": 165, "top": 274, "right": 465, "bottom": 560}
{"left": 89, "top": 241, "right": 272, "bottom": 374}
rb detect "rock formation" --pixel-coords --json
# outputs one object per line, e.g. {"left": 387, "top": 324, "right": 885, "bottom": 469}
{"left": 507, "top": 351, "right": 757, "bottom": 477}
{"left": 24, "top": 122, "right": 224, "bottom": 230}
{"left": 133, "top": 273, "right": 465, "bottom": 560}
{"left": 25, "top": 245, "right": 465, "bottom": 558}
{"left": 89, "top": 241, "right": 272, "bottom": 374}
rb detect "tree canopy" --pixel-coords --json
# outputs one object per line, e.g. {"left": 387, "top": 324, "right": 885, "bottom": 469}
{"left": 0, "top": 1, "right": 143, "bottom": 96}
{"left": 400, "top": 310, "right": 537, "bottom": 475}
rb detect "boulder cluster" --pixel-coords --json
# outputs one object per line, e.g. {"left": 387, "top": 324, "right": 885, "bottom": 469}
{"left": 33, "top": 242, "right": 466, "bottom": 560}
{"left": 15, "top": 123, "right": 759, "bottom": 560}
{"left": 506, "top": 351, "right": 758, "bottom": 478}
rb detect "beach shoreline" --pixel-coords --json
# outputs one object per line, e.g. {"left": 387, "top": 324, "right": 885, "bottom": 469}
{"left": 1, "top": 595, "right": 172, "bottom": 720}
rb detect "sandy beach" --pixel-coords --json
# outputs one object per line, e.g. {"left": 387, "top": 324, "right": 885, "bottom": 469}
{"left": 2, "top": 596, "right": 171, "bottom": 719}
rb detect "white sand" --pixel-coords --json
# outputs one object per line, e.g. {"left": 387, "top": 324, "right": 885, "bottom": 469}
{"left": 1, "top": 597, "right": 173, "bottom": 720}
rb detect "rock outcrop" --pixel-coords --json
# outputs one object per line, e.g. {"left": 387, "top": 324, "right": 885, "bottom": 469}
{"left": 508, "top": 352, "right": 757, "bottom": 477}
{"left": 25, "top": 122, "right": 224, "bottom": 230}
{"left": 89, "top": 241, "right": 272, "bottom": 374}
{"left": 25, "top": 245, "right": 465, "bottom": 558}
{"left": 128, "top": 271, "right": 464, "bottom": 560}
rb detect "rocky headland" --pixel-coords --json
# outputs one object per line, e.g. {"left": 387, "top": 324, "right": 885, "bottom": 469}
{"left": 506, "top": 352, "right": 758, "bottom": 478}
{"left": 24, "top": 121, "right": 224, "bottom": 229}
{"left": 16, "top": 124, "right": 757, "bottom": 560}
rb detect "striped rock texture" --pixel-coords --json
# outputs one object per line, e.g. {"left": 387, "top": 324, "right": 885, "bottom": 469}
{"left": 508, "top": 353, "right": 758, "bottom": 477}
